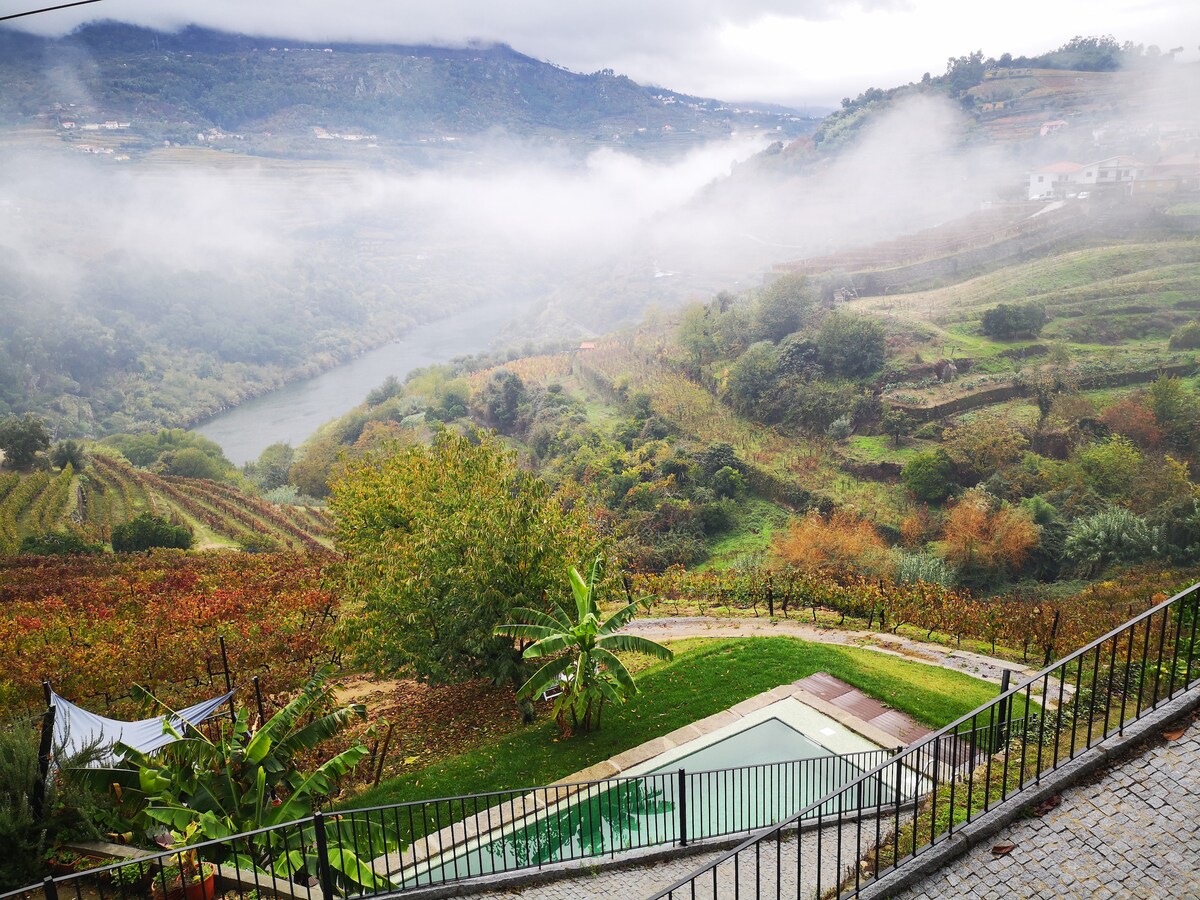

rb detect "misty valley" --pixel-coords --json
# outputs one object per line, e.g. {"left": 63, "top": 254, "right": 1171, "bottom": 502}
{"left": 2, "top": 17, "right": 1200, "bottom": 899}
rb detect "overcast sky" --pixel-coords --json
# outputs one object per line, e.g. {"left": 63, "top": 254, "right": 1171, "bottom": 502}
{"left": 8, "top": 0, "right": 1200, "bottom": 106}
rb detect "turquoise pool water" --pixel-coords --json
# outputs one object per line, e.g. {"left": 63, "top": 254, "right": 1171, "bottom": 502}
{"left": 401, "top": 717, "right": 895, "bottom": 888}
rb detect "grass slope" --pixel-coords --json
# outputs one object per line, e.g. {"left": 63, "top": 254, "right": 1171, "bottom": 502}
{"left": 347, "top": 636, "right": 1010, "bottom": 809}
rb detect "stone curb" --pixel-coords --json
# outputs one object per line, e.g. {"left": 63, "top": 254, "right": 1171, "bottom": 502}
{"left": 858, "top": 685, "right": 1200, "bottom": 899}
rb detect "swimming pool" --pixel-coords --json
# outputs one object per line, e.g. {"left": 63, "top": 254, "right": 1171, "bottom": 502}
{"left": 393, "top": 697, "right": 911, "bottom": 889}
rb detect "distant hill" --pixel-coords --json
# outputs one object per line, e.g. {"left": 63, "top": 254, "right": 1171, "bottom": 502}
{"left": 0, "top": 22, "right": 816, "bottom": 159}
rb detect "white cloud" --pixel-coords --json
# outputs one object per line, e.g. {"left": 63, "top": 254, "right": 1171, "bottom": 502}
{"left": 7, "top": 0, "right": 1200, "bottom": 106}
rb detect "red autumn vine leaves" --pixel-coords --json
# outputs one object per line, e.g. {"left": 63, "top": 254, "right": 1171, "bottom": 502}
{"left": 0, "top": 551, "right": 337, "bottom": 718}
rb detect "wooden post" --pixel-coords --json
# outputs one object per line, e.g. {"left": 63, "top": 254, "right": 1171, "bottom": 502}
{"left": 33, "top": 683, "right": 55, "bottom": 822}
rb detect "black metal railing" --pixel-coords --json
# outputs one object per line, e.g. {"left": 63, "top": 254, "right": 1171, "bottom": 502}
{"left": 649, "top": 580, "right": 1200, "bottom": 899}
{"left": 3, "top": 744, "right": 909, "bottom": 900}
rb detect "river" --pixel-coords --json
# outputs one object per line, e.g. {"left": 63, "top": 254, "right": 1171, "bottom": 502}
{"left": 195, "top": 301, "right": 524, "bottom": 465}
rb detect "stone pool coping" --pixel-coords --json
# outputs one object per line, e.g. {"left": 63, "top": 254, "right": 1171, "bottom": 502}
{"left": 370, "top": 675, "right": 908, "bottom": 877}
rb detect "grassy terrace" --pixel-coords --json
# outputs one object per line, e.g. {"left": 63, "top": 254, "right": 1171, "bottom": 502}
{"left": 346, "top": 636, "right": 1016, "bottom": 810}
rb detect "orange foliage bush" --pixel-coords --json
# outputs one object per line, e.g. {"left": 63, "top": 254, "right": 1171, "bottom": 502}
{"left": 940, "top": 491, "right": 1040, "bottom": 575}
{"left": 772, "top": 509, "right": 893, "bottom": 577}
{"left": 899, "top": 506, "right": 934, "bottom": 548}
{"left": 1100, "top": 394, "right": 1164, "bottom": 449}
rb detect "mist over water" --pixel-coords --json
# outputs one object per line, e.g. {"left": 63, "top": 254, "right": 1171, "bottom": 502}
{"left": 194, "top": 301, "right": 520, "bottom": 464}
{"left": 14, "top": 56, "right": 1193, "bottom": 446}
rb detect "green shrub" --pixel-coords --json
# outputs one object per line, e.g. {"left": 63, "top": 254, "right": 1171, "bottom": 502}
{"left": 980, "top": 302, "right": 1048, "bottom": 339}
{"left": 19, "top": 531, "right": 104, "bottom": 556}
{"left": 893, "top": 551, "right": 956, "bottom": 587}
{"left": 111, "top": 514, "right": 192, "bottom": 552}
{"left": 901, "top": 450, "right": 956, "bottom": 503}
{"left": 1168, "top": 321, "right": 1200, "bottom": 350}
{"left": 0, "top": 725, "right": 42, "bottom": 888}
{"left": 1062, "top": 507, "right": 1158, "bottom": 576}
{"left": 0, "top": 726, "right": 111, "bottom": 890}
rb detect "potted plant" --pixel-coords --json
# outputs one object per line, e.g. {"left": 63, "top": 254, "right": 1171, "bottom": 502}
{"left": 106, "top": 858, "right": 155, "bottom": 893}
{"left": 150, "top": 825, "right": 216, "bottom": 900}
{"left": 45, "top": 847, "right": 85, "bottom": 876}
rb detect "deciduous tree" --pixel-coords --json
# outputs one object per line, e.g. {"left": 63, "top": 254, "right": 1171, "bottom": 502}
{"left": 331, "top": 430, "right": 602, "bottom": 685}
{"left": 0, "top": 414, "right": 49, "bottom": 470}
{"left": 772, "top": 509, "right": 893, "bottom": 577}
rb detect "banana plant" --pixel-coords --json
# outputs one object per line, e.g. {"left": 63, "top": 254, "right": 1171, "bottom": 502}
{"left": 73, "top": 667, "right": 395, "bottom": 890}
{"left": 495, "top": 559, "right": 672, "bottom": 734}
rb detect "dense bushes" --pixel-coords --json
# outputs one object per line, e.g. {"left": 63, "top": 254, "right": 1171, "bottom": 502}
{"left": 111, "top": 513, "right": 193, "bottom": 552}
{"left": 981, "top": 302, "right": 1049, "bottom": 339}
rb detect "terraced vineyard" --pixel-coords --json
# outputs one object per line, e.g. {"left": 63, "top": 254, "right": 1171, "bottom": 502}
{"left": 1, "top": 451, "right": 331, "bottom": 555}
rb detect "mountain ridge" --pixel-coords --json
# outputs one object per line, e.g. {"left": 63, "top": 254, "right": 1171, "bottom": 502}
{"left": 0, "top": 22, "right": 818, "bottom": 158}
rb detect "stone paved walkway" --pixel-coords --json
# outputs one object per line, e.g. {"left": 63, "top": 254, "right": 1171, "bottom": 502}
{"left": 453, "top": 817, "right": 875, "bottom": 899}
{"left": 444, "top": 711, "right": 1200, "bottom": 899}
{"left": 895, "top": 714, "right": 1200, "bottom": 900}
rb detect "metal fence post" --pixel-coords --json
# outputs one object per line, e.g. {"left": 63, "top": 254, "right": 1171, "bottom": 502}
{"left": 995, "top": 669, "right": 1012, "bottom": 752}
{"left": 42, "top": 876, "right": 59, "bottom": 900}
{"left": 677, "top": 768, "right": 688, "bottom": 847}
{"left": 252, "top": 675, "right": 265, "bottom": 725}
{"left": 313, "top": 810, "right": 335, "bottom": 900}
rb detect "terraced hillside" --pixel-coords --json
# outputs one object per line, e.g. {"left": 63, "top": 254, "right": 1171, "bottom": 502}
{"left": 0, "top": 451, "right": 330, "bottom": 554}
{"left": 848, "top": 237, "right": 1200, "bottom": 417}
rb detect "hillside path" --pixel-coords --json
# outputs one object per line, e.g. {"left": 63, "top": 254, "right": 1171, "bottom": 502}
{"left": 620, "top": 616, "right": 1038, "bottom": 687}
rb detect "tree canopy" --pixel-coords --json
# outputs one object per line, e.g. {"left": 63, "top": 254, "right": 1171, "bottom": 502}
{"left": 331, "top": 429, "right": 603, "bottom": 685}
{"left": 0, "top": 414, "right": 50, "bottom": 470}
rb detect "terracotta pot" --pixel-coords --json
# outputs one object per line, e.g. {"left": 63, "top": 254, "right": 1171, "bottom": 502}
{"left": 152, "top": 863, "right": 217, "bottom": 900}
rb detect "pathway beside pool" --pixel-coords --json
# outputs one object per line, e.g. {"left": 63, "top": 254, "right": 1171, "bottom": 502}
{"left": 374, "top": 673, "right": 929, "bottom": 886}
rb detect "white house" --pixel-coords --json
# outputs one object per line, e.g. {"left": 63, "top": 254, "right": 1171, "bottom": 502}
{"left": 1028, "top": 161, "right": 1083, "bottom": 199}
{"left": 1027, "top": 156, "right": 1145, "bottom": 199}
{"left": 1092, "top": 155, "right": 1145, "bottom": 186}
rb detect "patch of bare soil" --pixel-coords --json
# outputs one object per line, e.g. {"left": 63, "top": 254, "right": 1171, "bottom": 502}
{"left": 334, "top": 673, "right": 531, "bottom": 789}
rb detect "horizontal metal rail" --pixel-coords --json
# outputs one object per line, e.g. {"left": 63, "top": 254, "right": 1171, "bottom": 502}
{"left": 648, "top": 580, "right": 1200, "bottom": 899}
{"left": 5, "top": 742, "right": 913, "bottom": 898}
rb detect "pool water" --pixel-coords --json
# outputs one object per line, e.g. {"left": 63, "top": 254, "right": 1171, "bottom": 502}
{"left": 403, "top": 716, "right": 896, "bottom": 888}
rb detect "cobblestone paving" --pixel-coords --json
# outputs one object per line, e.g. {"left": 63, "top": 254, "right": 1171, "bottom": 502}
{"left": 453, "top": 718, "right": 1200, "bottom": 899}
{"left": 896, "top": 718, "right": 1200, "bottom": 900}
{"left": 453, "top": 818, "right": 874, "bottom": 899}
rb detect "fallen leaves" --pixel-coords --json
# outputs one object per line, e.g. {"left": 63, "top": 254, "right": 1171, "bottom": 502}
{"left": 991, "top": 842, "right": 1016, "bottom": 856}
{"left": 1031, "top": 795, "right": 1062, "bottom": 816}
{"left": 1162, "top": 726, "right": 1187, "bottom": 741}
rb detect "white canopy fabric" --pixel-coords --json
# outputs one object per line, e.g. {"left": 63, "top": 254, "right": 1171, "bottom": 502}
{"left": 49, "top": 688, "right": 235, "bottom": 764}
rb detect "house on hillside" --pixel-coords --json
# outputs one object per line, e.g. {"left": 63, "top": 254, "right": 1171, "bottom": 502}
{"left": 1027, "top": 155, "right": 1146, "bottom": 199}
{"left": 1028, "top": 161, "right": 1084, "bottom": 199}
{"left": 1133, "top": 153, "right": 1200, "bottom": 197}
{"left": 1093, "top": 155, "right": 1145, "bottom": 187}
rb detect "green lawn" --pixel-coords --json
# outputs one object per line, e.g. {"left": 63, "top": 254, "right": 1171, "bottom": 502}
{"left": 844, "top": 435, "right": 921, "bottom": 464}
{"left": 345, "top": 637, "right": 1015, "bottom": 810}
{"left": 699, "top": 499, "right": 791, "bottom": 570}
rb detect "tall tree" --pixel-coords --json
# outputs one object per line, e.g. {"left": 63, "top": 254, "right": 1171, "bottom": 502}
{"left": 751, "top": 274, "right": 816, "bottom": 343}
{"left": 331, "top": 429, "right": 602, "bottom": 685}
{"left": 816, "top": 313, "right": 886, "bottom": 378}
{"left": 0, "top": 414, "right": 50, "bottom": 470}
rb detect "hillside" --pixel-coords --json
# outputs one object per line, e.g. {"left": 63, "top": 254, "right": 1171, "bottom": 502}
{"left": 286, "top": 199, "right": 1200, "bottom": 591}
{"left": 0, "top": 450, "right": 330, "bottom": 555}
{"left": 0, "top": 23, "right": 815, "bottom": 160}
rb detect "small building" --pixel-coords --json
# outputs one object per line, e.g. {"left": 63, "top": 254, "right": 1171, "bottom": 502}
{"left": 1028, "top": 161, "right": 1083, "bottom": 199}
